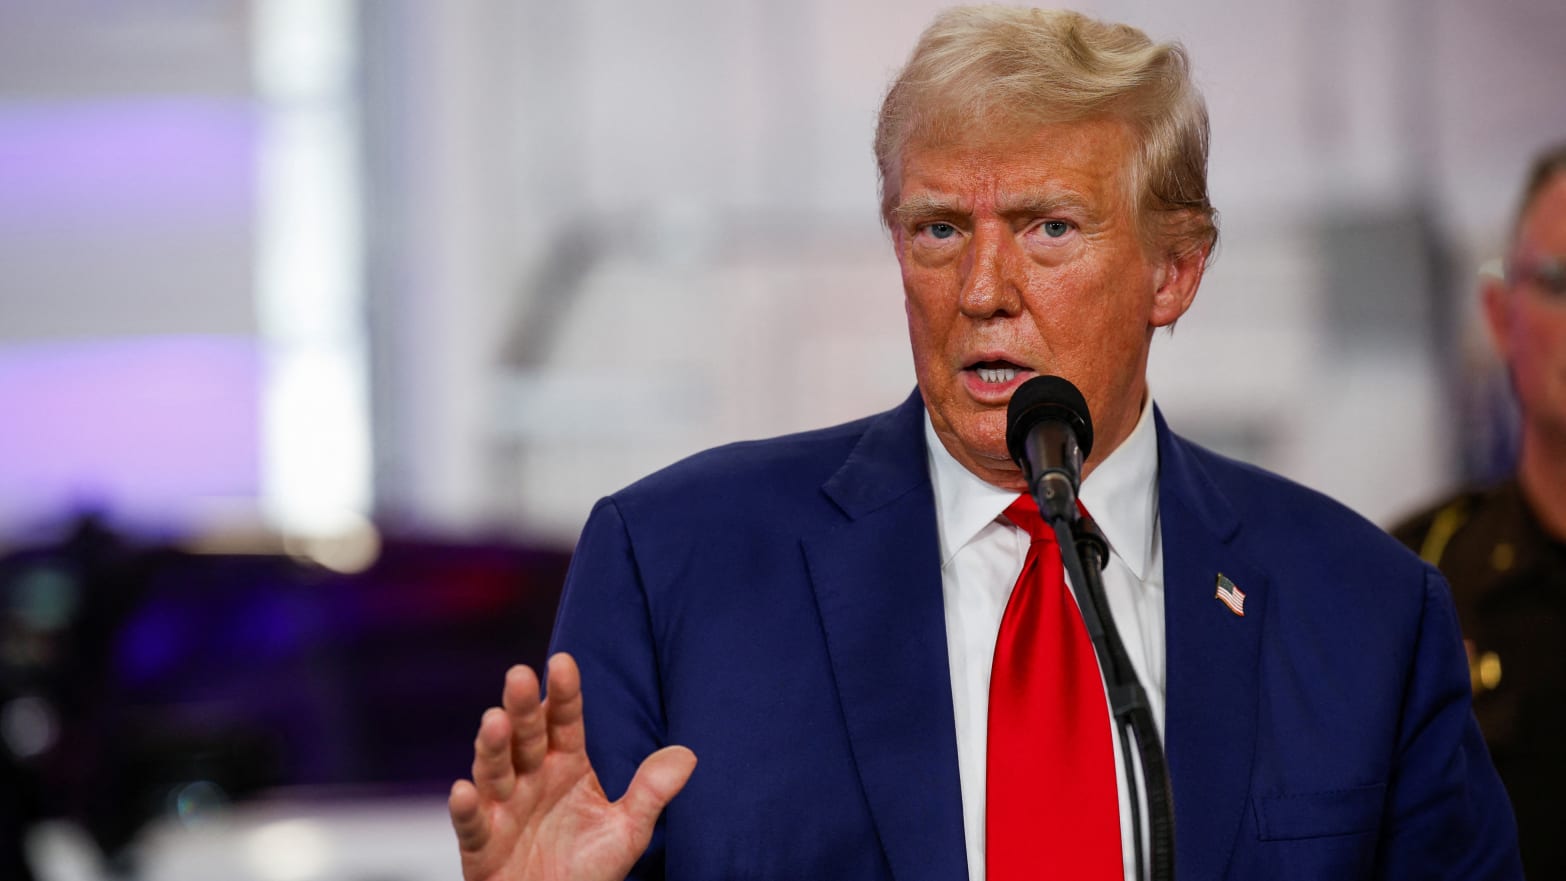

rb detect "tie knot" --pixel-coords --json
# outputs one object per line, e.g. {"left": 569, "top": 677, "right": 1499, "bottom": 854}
{"left": 1002, "top": 494, "right": 1055, "bottom": 543}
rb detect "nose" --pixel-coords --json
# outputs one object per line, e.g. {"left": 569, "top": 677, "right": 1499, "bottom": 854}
{"left": 958, "top": 221, "right": 1024, "bottom": 319}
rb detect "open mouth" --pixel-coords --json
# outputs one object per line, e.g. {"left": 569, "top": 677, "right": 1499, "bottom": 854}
{"left": 967, "top": 359, "right": 1029, "bottom": 384}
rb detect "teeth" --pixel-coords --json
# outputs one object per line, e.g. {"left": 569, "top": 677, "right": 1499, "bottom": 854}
{"left": 977, "top": 367, "right": 1018, "bottom": 384}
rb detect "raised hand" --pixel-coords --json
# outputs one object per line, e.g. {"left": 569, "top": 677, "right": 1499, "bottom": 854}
{"left": 448, "top": 653, "right": 696, "bottom": 881}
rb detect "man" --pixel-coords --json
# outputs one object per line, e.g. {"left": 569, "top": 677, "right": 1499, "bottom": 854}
{"left": 1391, "top": 144, "right": 1566, "bottom": 880}
{"left": 450, "top": 8, "right": 1521, "bottom": 880}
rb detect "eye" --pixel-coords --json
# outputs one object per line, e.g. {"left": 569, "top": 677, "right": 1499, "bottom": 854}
{"left": 924, "top": 222, "right": 959, "bottom": 240}
{"left": 1536, "top": 258, "right": 1566, "bottom": 295}
{"left": 1041, "top": 220, "right": 1071, "bottom": 238}
{"left": 1509, "top": 256, "right": 1566, "bottom": 296}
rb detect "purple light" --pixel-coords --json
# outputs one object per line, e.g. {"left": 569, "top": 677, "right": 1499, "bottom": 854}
{"left": 0, "top": 336, "right": 262, "bottom": 529}
{"left": 0, "top": 99, "right": 257, "bottom": 231}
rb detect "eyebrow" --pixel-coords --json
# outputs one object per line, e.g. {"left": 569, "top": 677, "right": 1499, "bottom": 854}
{"left": 890, "top": 190, "right": 1095, "bottom": 225}
{"left": 997, "top": 190, "right": 1094, "bottom": 219}
{"left": 889, "top": 193, "right": 965, "bottom": 225}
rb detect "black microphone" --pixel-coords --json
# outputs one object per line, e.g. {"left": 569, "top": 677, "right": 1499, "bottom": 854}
{"left": 1005, "top": 375, "right": 1094, "bottom": 523}
{"left": 1006, "top": 375, "right": 1174, "bottom": 881}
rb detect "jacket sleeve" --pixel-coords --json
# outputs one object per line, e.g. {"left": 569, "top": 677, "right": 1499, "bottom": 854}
{"left": 1374, "top": 567, "right": 1522, "bottom": 879}
{"left": 549, "top": 496, "right": 668, "bottom": 881}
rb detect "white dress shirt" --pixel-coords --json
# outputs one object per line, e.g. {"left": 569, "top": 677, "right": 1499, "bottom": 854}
{"left": 924, "top": 396, "right": 1167, "bottom": 881}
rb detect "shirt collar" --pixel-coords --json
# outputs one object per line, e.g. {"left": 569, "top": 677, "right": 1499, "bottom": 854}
{"left": 923, "top": 394, "right": 1160, "bottom": 579}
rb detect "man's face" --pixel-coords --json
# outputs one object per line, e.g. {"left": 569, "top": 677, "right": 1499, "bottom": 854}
{"left": 890, "top": 117, "right": 1204, "bottom": 489}
{"left": 1487, "top": 173, "right": 1566, "bottom": 443}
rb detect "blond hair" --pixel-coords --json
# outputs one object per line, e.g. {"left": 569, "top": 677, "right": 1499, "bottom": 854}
{"left": 875, "top": 6, "right": 1217, "bottom": 257}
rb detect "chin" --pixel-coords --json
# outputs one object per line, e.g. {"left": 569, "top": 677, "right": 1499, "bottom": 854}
{"left": 952, "top": 425, "right": 1012, "bottom": 466}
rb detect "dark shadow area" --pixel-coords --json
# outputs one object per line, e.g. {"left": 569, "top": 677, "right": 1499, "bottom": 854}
{"left": 0, "top": 515, "right": 570, "bottom": 878}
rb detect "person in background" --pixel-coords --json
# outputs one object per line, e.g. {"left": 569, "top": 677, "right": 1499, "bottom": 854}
{"left": 1391, "top": 142, "right": 1566, "bottom": 881}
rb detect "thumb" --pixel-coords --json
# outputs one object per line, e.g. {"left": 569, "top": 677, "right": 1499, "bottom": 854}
{"left": 618, "top": 745, "right": 698, "bottom": 833}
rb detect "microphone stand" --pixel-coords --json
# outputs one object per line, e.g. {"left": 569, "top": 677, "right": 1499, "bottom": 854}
{"left": 1039, "top": 499, "right": 1175, "bottom": 881}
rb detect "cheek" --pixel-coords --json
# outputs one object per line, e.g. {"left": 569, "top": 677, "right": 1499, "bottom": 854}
{"left": 1025, "top": 268, "right": 1153, "bottom": 384}
{"left": 1516, "top": 307, "right": 1566, "bottom": 366}
{"left": 901, "top": 278, "right": 945, "bottom": 373}
{"left": 1028, "top": 266, "right": 1150, "bottom": 342}
{"left": 1547, "top": 312, "right": 1566, "bottom": 354}
{"left": 902, "top": 257, "right": 952, "bottom": 295}
{"left": 902, "top": 268, "right": 958, "bottom": 331}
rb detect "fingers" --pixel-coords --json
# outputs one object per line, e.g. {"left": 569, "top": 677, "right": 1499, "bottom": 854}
{"left": 448, "top": 778, "right": 489, "bottom": 853}
{"left": 502, "top": 664, "right": 548, "bottom": 773}
{"left": 545, "top": 653, "right": 587, "bottom": 755}
{"left": 464, "top": 654, "right": 585, "bottom": 810}
{"left": 471, "top": 707, "right": 517, "bottom": 801}
{"left": 618, "top": 745, "right": 698, "bottom": 834}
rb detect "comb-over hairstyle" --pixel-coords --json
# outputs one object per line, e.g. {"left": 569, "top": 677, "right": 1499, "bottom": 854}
{"left": 875, "top": 6, "right": 1218, "bottom": 257}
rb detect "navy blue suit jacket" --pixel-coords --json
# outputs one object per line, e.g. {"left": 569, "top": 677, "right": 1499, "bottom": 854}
{"left": 551, "top": 391, "right": 1521, "bottom": 880}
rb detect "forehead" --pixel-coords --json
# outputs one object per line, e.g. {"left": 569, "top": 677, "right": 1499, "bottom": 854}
{"left": 1518, "top": 174, "right": 1566, "bottom": 253}
{"left": 896, "top": 117, "right": 1138, "bottom": 210}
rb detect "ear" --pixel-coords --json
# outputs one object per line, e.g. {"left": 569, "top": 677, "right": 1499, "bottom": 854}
{"left": 1149, "top": 243, "right": 1208, "bottom": 328}
{"left": 1481, "top": 276, "right": 1513, "bottom": 359}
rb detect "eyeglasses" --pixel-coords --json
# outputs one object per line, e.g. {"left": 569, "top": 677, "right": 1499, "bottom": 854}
{"left": 1504, "top": 254, "right": 1566, "bottom": 296}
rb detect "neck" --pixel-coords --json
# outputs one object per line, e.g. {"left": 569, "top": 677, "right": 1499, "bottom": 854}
{"left": 1517, "top": 423, "right": 1566, "bottom": 540}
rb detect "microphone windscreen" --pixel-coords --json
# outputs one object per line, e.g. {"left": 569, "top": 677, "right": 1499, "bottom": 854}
{"left": 1005, "top": 375, "right": 1095, "bottom": 465}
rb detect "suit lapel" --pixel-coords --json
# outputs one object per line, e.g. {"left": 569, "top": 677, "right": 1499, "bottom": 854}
{"left": 1156, "top": 411, "right": 1267, "bottom": 881}
{"left": 802, "top": 391, "right": 969, "bottom": 881}
{"left": 801, "top": 399, "right": 1266, "bottom": 881}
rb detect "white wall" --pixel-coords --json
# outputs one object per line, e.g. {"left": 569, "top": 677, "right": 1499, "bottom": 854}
{"left": 360, "top": 0, "right": 1564, "bottom": 543}
{"left": 0, "top": 4, "right": 261, "bottom": 540}
{"left": 1, "top": 0, "right": 1563, "bottom": 544}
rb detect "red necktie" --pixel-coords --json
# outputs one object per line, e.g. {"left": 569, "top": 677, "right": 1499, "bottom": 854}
{"left": 987, "top": 494, "right": 1121, "bottom": 880}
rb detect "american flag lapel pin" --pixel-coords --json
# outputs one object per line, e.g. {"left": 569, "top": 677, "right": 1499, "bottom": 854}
{"left": 1214, "top": 573, "right": 1246, "bottom": 617}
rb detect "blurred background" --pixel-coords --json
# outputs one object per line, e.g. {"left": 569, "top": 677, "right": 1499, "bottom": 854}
{"left": 0, "top": 0, "right": 1562, "bottom": 878}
